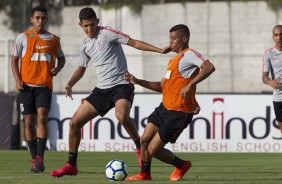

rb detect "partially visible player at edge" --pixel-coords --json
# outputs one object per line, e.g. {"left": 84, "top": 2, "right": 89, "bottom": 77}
{"left": 11, "top": 5, "right": 65, "bottom": 173}
{"left": 262, "top": 25, "right": 282, "bottom": 134}
{"left": 124, "top": 24, "right": 215, "bottom": 181}
{"left": 50, "top": 7, "right": 170, "bottom": 177}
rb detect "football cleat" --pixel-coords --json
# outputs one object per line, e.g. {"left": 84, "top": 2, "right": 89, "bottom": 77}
{"left": 170, "top": 160, "right": 191, "bottom": 181}
{"left": 125, "top": 172, "right": 152, "bottom": 181}
{"left": 35, "top": 156, "right": 45, "bottom": 173}
{"left": 30, "top": 159, "right": 37, "bottom": 173}
{"left": 50, "top": 162, "right": 78, "bottom": 177}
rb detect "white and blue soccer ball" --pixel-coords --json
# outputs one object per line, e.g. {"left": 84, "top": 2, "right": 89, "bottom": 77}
{"left": 105, "top": 159, "right": 128, "bottom": 181}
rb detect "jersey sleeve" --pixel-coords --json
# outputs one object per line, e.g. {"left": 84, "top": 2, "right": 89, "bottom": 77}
{"left": 178, "top": 49, "right": 207, "bottom": 78}
{"left": 262, "top": 50, "right": 271, "bottom": 73}
{"left": 12, "top": 33, "right": 25, "bottom": 57}
{"left": 183, "top": 49, "right": 207, "bottom": 67}
{"left": 104, "top": 27, "right": 130, "bottom": 45}
{"left": 79, "top": 43, "right": 90, "bottom": 67}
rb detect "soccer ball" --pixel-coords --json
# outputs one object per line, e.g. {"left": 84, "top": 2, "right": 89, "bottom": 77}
{"left": 105, "top": 159, "right": 128, "bottom": 181}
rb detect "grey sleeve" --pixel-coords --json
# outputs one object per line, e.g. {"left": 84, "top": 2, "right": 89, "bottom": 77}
{"left": 105, "top": 27, "right": 130, "bottom": 45}
{"left": 12, "top": 33, "right": 26, "bottom": 57}
{"left": 178, "top": 50, "right": 207, "bottom": 78}
{"left": 263, "top": 51, "right": 270, "bottom": 73}
{"left": 182, "top": 50, "right": 206, "bottom": 67}
{"left": 79, "top": 43, "right": 90, "bottom": 67}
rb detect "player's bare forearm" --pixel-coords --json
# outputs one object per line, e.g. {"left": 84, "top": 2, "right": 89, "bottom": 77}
{"left": 67, "top": 66, "right": 86, "bottom": 87}
{"left": 262, "top": 72, "right": 281, "bottom": 89}
{"left": 49, "top": 56, "right": 66, "bottom": 76}
{"left": 262, "top": 72, "right": 271, "bottom": 85}
{"left": 124, "top": 72, "right": 162, "bottom": 92}
{"left": 135, "top": 79, "right": 162, "bottom": 93}
{"left": 127, "top": 38, "right": 170, "bottom": 54}
{"left": 189, "top": 60, "right": 215, "bottom": 87}
{"left": 56, "top": 56, "right": 66, "bottom": 72}
{"left": 11, "top": 56, "right": 21, "bottom": 82}
{"left": 11, "top": 55, "right": 24, "bottom": 91}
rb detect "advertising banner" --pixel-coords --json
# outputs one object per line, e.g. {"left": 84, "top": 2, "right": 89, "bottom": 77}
{"left": 48, "top": 94, "right": 282, "bottom": 152}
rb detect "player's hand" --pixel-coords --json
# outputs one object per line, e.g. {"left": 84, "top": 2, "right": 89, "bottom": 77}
{"left": 16, "top": 80, "right": 24, "bottom": 91}
{"left": 65, "top": 84, "right": 73, "bottom": 100}
{"left": 179, "top": 84, "right": 192, "bottom": 99}
{"left": 160, "top": 45, "right": 171, "bottom": 54}
{"left": 124, "top": 72, "right": 137, "bottom": 84}
{"left": 269, "top": 78, "right": 281, "bottom": 90}
{"left": 49, "top": 67, "right": 61, "bottom": 76}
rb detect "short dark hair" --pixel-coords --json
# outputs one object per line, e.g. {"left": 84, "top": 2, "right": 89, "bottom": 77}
{"left": 79, "top": 7, "right": 97, "bottom": 22}
{"left": 273, "top": 25, "right": 282, "bottom": 33}
{"left": 170, "top": 24, "right": 190, "bottom": 37}
{"left": 32, "top": 6, "right": 47, "bottom": 16}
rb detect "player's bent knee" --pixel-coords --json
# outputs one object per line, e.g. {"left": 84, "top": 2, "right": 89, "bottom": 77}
{"left": 115, "top": 113, "right": 128, "bottom": 124}
{"left": 69, "top": 120, "right": 82, "bottom": 130}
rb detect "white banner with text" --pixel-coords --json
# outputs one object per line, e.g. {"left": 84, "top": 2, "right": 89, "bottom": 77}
{"left": 48, "top": 94, "right": 282, "bottom": 152}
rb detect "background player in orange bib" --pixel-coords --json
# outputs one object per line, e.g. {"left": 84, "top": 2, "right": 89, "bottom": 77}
{"left": 11, "top": 6, "right": 65, "bottom": 173}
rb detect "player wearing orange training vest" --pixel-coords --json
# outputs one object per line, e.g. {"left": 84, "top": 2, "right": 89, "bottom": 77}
{"left": 125, "top": 24, "right": 215, "bottom": 181}
{"left": 20, "top": 29, "right": 61, "bottom": 89}
{"left": 11, "top": 6, "right": 65, "bottom": 173}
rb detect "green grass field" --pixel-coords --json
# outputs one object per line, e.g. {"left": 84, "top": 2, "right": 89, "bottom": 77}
{"left": 0, "top": 151, "right": 281, "bottom": 184}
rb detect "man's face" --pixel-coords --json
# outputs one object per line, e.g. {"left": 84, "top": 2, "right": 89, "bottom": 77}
{"left": 273, "top": 27, "right": 282, "bottom": 50}
{"left": 31, "top": 11, "right": 48, "bottom": 33}
{"left": 169, "top": 31, "right": 188, "bottom": 52}
{"left": 79, "top": 18, "right": 99, "bottom": 38}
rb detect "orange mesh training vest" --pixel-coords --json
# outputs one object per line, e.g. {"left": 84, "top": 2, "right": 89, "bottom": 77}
{"left": 162, "top": 48, "right": 200, "bottom": 114}
{"left": 21, "top": 29, "right": 60, "bottom": 90}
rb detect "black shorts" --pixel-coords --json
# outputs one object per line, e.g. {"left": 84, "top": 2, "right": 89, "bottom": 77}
{"left": 19, "top": 85, "right": 52, "bottom": 115}
{"left": 273, "top": 101, "right": 282, "bottom": 122}
{"left": 85, "top": 84, "right": 134, "bottom": 117}
{"left": 148, "top": 103, "right": 193, "bottom": 144}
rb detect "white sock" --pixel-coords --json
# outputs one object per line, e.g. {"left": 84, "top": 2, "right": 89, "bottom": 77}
{"left": 22, "top": 141, "right": 27, "bottom": 147}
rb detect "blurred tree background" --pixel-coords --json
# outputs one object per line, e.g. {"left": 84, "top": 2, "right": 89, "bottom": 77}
{"left": 0, "top": 0, "right": 281, "bottom": 33}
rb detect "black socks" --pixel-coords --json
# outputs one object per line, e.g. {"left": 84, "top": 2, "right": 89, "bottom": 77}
{"left": 27, "top": 140, "right": 37, "bottom": 159}
{"left": 68, "top": 152, "right": 78, "bottom": 166}
{"left": 141, "top": 160, "right": 151, "bottom": 173}
{"left": 171, "top": 156, "right": 184, "bottom": 168}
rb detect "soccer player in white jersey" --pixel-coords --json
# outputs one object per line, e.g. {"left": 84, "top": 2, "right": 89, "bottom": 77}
{"left": 263, "top": 25, "right": 282, "bottom": 134}
{"left": 50, "top": 7, "right": 170, "bottom": 177}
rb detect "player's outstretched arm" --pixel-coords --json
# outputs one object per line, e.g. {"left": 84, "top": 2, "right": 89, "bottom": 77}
{"left": 65, "top": 66, "right": 86, "bottom": 100}
{"left": 127, "top": 38, "right": 171, "bottom": 54}
{"left": 124, "top": 72, "right": 162, "bottom": 93}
